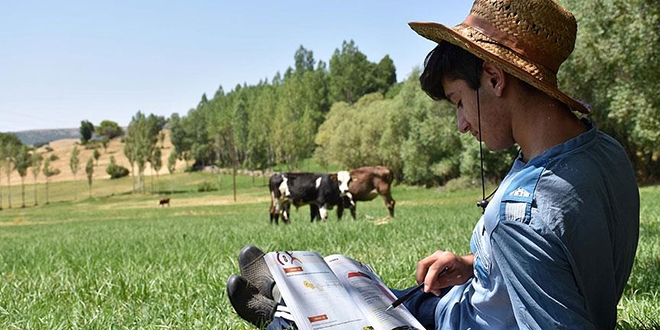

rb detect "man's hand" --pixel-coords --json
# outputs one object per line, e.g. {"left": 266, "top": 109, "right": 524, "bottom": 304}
{"left": 416, "top": 251, "right": 474, "bottom": 295}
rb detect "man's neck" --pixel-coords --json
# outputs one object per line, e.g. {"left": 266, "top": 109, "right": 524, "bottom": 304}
{"left": 513, "top": 96, "right": 587, "bottom": 162}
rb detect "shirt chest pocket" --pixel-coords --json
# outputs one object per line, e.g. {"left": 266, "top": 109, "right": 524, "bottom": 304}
{"left": 498, "top": 164, "right": 544, "bottom": 225}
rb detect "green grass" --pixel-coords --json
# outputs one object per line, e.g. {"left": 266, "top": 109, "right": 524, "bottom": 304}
{"left": 0, "top": 173, "right": 658, "bottom": 329}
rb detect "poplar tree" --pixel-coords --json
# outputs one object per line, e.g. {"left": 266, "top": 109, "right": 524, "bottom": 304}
{"left": 42, "top": 158, "right": 60, "bottom": 204}
{"left": 31, "top": 152, "right": 43, "bottom": 206}
{"left": 86, "top": 157, "right": 94, "bottom": 197}
{"left": 93, "top": 148, "right": 101, "bottom": 166}
{"left": 125, "top": 111, "right": 165, "bottom": 193}
{"left": 14, "top": 146, "right": 31, "bottom": 208}
{"left": 70, "top": 145, "right": 80, "bottom": 200}
{"left": 151, "top": 147, "right": 162, "bottom": 193}
{"left": 4, "top": 149, "right": 15, "bottom": 209}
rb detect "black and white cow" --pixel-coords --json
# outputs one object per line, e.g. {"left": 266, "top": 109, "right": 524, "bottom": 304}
{"left": 268, "top": 172, "right": 345, "bottom": 224}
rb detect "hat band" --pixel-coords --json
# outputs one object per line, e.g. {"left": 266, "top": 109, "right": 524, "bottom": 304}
{"left": 464, "top": 15, "right": 561, "bottom": 74}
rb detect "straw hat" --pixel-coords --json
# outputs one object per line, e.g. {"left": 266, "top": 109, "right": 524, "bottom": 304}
{"left": 409, "top": 0, "right": 589, "bottom": 114}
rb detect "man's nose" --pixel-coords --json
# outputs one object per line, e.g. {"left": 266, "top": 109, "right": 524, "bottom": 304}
{"left": 457, "top": 108, "right": 470, "bottom": 133}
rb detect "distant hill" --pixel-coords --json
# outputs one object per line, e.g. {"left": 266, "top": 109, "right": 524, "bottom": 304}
{"left": 5, "top": 129, "right": 185, "bottom": 186}
{"left": 13, "top": 128, "right": 80, "bottom": 146}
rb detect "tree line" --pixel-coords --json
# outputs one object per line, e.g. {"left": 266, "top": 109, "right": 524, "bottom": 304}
{"left": 167, "top": 0, "right": 660, "bottom": 184}
{"left": 1, "top": 0, "right": 658, "bottom": 210}
{"left": 168, "top": 41, "right": 398, "bottom": 174}
{"left": 166, "top": 40, "right": 515, "bottom": 187}
{"left": 167, "top": 0, "right": 660, "bottom": 185}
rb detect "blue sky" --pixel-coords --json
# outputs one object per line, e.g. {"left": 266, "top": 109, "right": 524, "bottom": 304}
{"left": 0, "top": 1, "right": 472, "bottom": 132}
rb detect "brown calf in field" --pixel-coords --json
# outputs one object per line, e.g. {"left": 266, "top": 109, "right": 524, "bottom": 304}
{"left": 159, "top": 198, "right": 170, "bottom": 207}
{"left": 337, "top": 166, "right": 395, "bottom": 219}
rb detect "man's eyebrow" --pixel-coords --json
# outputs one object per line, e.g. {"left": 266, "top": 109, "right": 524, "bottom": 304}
{"left": 446, "top": 92, "right": 456, "bottom": 104}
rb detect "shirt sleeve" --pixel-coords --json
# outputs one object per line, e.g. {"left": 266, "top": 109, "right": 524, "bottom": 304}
{"left": 490, "top": 219, "right": 595, "bottom": 329}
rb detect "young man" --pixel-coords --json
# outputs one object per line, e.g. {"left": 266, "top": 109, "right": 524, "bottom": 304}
{"left": 227, "top": 0, "right": 640, "bottom": 328}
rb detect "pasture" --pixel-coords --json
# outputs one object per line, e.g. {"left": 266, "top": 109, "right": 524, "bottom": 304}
{"left": 0, "top": 172, "right": 658, "bottom": 329}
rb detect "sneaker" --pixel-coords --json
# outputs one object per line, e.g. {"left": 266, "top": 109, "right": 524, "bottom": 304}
{"left": 226, "top": 274, "right": 277, "bottom": 328}
{"left": 239, "top": 245, "right": 276, "bottom": 299}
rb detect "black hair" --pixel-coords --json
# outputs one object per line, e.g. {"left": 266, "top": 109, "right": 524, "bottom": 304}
{"left": 420, "top": 42, "right": 539, "bottom": 100}
{"left": 420, "top": 42, "right": 483, "bottom": 101}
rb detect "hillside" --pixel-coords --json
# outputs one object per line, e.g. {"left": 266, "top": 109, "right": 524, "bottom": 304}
{"left": 5, "top": 130, "right": 187, "bottom": 186}
{"left": 12, "top": 128, "right": 81, "bottom": 146}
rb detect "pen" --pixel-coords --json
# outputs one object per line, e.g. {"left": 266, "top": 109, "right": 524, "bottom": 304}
{"left": 385, "top": 267, "right": 449, "bottom": 312}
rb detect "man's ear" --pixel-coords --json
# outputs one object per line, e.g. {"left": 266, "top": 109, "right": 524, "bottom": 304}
{"left": 482, "top": 62, "right": 506, "bottom": 97}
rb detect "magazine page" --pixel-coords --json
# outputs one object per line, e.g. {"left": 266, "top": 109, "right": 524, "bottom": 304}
{"left": 324, "top": 254, "right": 425, "bottom": 330}
{"left": 264, "top": 251, "right": 371, "bottom": 330}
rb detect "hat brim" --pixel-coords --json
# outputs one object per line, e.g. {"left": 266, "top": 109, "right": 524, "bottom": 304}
{"left": 409, "top": 22, "right": 589, "bottom": 114}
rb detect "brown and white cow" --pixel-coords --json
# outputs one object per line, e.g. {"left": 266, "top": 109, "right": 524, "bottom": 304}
{"left": 268, "top": 172, "right": 345, "bottom": 224}
{"left": 337, "top": 166, "right": 395, "bottom": 219}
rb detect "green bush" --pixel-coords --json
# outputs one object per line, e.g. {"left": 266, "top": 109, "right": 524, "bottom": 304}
{"left": 106, "top": 164, "right": 129, "bottom": 179}
{"left": 197, "top": 181, "right": 216, "bottom": 192}
{"left": 105, "top": 156, "right": 129, "bottom": 179}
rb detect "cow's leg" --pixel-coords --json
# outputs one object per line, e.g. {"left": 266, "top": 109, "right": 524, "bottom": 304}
{"left": 350, "top": 203, "right": 357, "bottom": 220}
{"left": 309, "top": 204, "right": 320, "bottom": 222}
{"left": 282, "top": 203, "right": 291, "bottom": 224}
{"left": 269, "top": 203, "right": 277, "bottom": 225}
{"left": 270, "top": 191, "right": 280, "bottom": 225}
{"left": 382, "top": 193, "right": 395, "bottom": 217}
{"left": 273, "top": 198, "right": 284, "bottom": 225}
{"left": 336, "top": 203, "right": 344, "bottom": 221}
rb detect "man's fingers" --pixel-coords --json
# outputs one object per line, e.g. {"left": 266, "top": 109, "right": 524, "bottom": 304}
{"left": 416, "top": 254, "right": 437, "bottom": 284}
{"left": 416, "top": 250, "right": 454, "bottom": 289}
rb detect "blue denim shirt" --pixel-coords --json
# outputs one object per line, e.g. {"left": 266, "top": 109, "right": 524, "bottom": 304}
{"left": 435, "top": 121, "right": 639, "bottom": 329}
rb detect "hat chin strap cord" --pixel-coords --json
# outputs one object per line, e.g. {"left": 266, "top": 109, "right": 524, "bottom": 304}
{"left": 475, "top": 82, "right": 496, "bottom": 214}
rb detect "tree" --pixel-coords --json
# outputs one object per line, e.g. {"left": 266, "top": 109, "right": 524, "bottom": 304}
{"left": 125, "top": 111, "right": 165, "bottom": 193}
{"left": 558, "top": 0, "right": 660, "bottom": 181}
{"left": 79, "top": 120, "right": 95, "bottom": 144}
{"left": 93, "top": 148, "right": 101, "bottom": 166}
{"left": 167, "top": 151, "right": 177, "bottom": 174}
{"left": 31, "top": 151, "right": 43, "bottom": 206}
{"left": 370, "top": 55, "right": 397, "bottom": 96}
{"left": 85, "top": 157, "right": 94, "bottom": 198}
{"left": 294, "top": 45, "right": 315, "bottom": 76}
{"left": 70, "top": 145, "right": 80, "bottom": 200}
{"left": 42, "top": 158, "right": 60, "bottom": 205}
{"left": 123, "top": 138, "right": 136, "bottom": 192}
{"left": 168, "top": 113, "right": 191, "bottom": 161}
{"left": 151, "top": 147, "right": 162, "bottom": 193}
{"left": 3, "top": 149, "right": 15, "bottom": 209}
{"left": 14, "top": 146, "right": 31, "bottom": 208}
{"left": 96, "top": 120, "right": 124, "bottom": 140}
{"left": 1, "top": 133, "right": 22, "bottom": 209}
{"left": 328, "top": 40, "right": 371, "bottom": 104}
{"left": 247, "top": 84, "right": 276, "bottom": 174}
{"left": 100, "top": 137, "right": 110, "bottom": 153}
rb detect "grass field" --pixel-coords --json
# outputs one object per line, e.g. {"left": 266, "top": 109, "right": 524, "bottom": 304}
{"left": 0, "top": 171, "right": 659, "bottom": 329}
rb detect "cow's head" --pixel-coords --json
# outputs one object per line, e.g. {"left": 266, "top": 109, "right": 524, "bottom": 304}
{"left": 279, "top": 175, "right": 290, "bottom": 197}
{"left": 337, "top": 171, "right": 354, "bottom": 201}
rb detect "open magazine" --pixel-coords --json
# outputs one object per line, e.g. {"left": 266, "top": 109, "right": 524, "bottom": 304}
{"left": 264, "top": 251, "right": 425, "bottom": 330}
